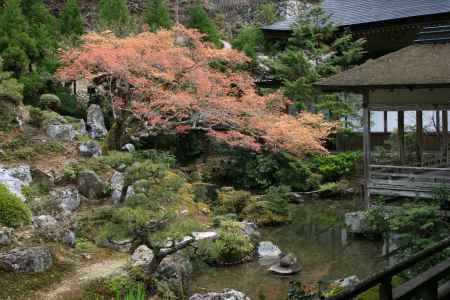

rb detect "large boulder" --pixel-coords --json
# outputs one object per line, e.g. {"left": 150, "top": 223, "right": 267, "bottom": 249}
{"left": 0, "top": 165, "right": 32, "bottom": 201}
{"left": 189, "top": 289, "right": 250, "bottom": 300}
{"left": 110, "top": 171, "right": 124, "bottom": 205}
{"left": 0, "top": 246, "right": 53, "bottom": 273}
{"left": 86, "top": 104, "right": 107, "bottom": 139}
{"left": 62, "top": 231, "right": 76, "bottom": 248}
{"left": 79, "top": 140, "right": 102, "bottom": 157}
{"left": 78, "top": 170, "right": 106, "bottom": 199}
{"left": 154, "top": 254, "right": 193, "bottom": 293}
{"left": 47, "top": 124, "right": 75, "bottom": 141}
{"left": 32, "top": 215, "right": 61, "bottom": 240}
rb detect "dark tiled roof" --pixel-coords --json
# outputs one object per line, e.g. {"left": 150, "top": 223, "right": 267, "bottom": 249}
{"left": 262, "top": 0, "right": 450, "bottom": 31}
{"left": 315, "top": 42, "right": 450, "bottom": 89}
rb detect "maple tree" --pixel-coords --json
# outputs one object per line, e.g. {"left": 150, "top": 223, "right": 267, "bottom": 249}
{"left": 56, "top": 26, "right": 335, "bottom": 157}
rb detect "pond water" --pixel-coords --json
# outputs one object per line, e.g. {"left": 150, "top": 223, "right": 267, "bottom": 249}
{"left": 190, "top": 199, "right": 387, "bottom": 299}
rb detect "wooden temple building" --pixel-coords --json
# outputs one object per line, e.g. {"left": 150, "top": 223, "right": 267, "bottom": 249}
{"left": 316, "top": 25, "right": 450, "bottom": 205}
{"left": 262, "top": 0, "right": 450, "bottom": 58}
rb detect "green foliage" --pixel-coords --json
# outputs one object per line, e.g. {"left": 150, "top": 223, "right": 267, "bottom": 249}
{"left": 432, "top": 186, "right": 450, "bottom": 206}
{"left": 1, "top": 45, "right": 29, "bottom": 76}
{"left": 98, "top": 149, "right": 176, "bottom": 171}
{"left": 187, "top": 5, "right": 222, "bottom": 47}
{"left": 99, "top": 0, "right": 130, "bottom": 33}
{"left": 60, "top": 0, "right": 84, "bottom": 37}
{"left": 267, "top": 6, "right": 364, "bottom": 113}
{"left": 287, "top": 282, "right": 315, "bottom": 300}
{"left": 0, "top": 184, "right": 32, "bottom": 227}
{"left": 311, "top": 151, "right": 361, "bottom": 182}
{"left": 39, "top": 93, "right": 60, "bottom": 110}
{"left": 0, "top": 58, "right": 23, "bottom": 102}
{"left": 199, "top": 221, "right": 254, "bottom": 265}
{"left": 243, "top": 185, "right": 291, "bottom": 225}
{"left": 217, "top": 187, "right": 253, "bottom": 215}
{"left": 232, "top": 25, "right": 264, "bottom": 58}
{"left": 107, "top": 274, "right": 145, "bottom": 300}
{"left": 21, "top": 183, "right": 50, "bottom": 202}
{"left": 144, "top": 0, "right": 172, "bottom": 32}
{"left": 253, "top": 2, "right": 280, "bottom": 26}
{"left": 97, "top": 151, "right": 134, "bottom": 170}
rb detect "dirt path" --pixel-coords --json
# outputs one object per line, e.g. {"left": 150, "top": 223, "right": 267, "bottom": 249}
{"left": 38, "top": 258, "right": 128, "bottom": 300}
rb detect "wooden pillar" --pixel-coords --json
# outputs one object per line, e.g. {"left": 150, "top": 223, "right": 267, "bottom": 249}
{"left": 384, "top": 111, "right": 388, "bottom": 133}
{"left": 436, "top": 110, "right": 441, "bottom": 133}
{"left": 416, "top": 111, "right": 424, "bottom": 166}
{"left": 443, "top": 110, "right": 448, "bottom": 164}
{"left": 363, "top": 93, "right": 371, "bottom": 208}
{"left": 398, "top": 111, "right": 405, "bottom": 165}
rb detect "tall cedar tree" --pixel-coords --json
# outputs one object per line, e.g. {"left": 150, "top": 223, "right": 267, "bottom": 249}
{"left": 60, "top": 0, "right": 84, "bottom": 36}
{"left": 99, "top": 0, "right": 130, "bottom": 33}
{"left": 268, "top": 6, "right": 365, "bottom": 117}
{"left": 187, "top": 4, "right": 222, "bottom": 47}
{"left": 144, "top": 0, "right": 173, "bottom": 32}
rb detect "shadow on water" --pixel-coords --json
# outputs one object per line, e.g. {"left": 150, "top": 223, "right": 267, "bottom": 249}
{"left": 190, "top": 198, "right": 386, "bottom": 299}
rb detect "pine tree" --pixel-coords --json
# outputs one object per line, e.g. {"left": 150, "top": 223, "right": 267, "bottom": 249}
{"left": 187, "top": 4, "right": 222, "bottom": 47}
{"left": 60, "top": 0, "right": 84, "bottom": 36}
{"left": 99, "top": 0, "right": 130, "bottom": 33}
{"left": 268, "top": 6, "right": 365, "bottom": 115}
{"left": 232, "top": 25, "right": 264, "bottom": 58}
{"left": 144, "top": 0, "right": 172, "bottom": 32}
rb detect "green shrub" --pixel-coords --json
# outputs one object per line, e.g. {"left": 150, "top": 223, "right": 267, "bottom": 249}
{"left": 0, "top": 184, "right": 32, "bottom": 227}
{"left": 14, "top": 146, "right": 35, "bottom": 160}
{"left": 39, "top": 93, "right": 60, "bottom": 110}
{"left": 60, "top": 0, "right": 84, "bottom": 37}
{"left": 242, "top": 186, "right": 291, "bottom": 225}
{"left": 217, "top": 187, "right": 253, "bottom": 215}
{"left": 97, "top": 151, "right": 134, "bottom": 170}
{"left": 199, "top": 221, "right": 254, "bottom": 265}
{"left": 311, "top": 151, "right": 361, "bottom": 182}
{"left": 21, "top": 183, "right": 50, "bottom": 202}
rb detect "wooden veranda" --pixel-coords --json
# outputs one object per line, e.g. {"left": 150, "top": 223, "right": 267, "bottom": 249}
{"left": 316, "top": 25, "right": 450, "bottom": 206}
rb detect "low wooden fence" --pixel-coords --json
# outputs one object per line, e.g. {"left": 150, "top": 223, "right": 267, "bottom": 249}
{"left": 369, "top": 165, "right": 450, "bottom": 198}
{"left": 325, "top": 238, "right": 450, "bottom": 300}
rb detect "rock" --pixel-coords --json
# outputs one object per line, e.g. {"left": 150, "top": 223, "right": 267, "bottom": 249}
{"left": 334, "top": 275, "right": 360, "bottom": 289}
{"left": 56, "top": 186, "right": 80, "bottom": 214}
{"left": 192, "top": 231, "right": 218, "bottom": 241}
{"left": 121, "top": 143, "right": 135, "bottom": 152}
{"left": 0, "top": 227, "right": 14, "bottom": 245}
{"left": 79, "top": 140, "right": 102, "bottom": 157}
{"left": 47, "top": 124, "right": 75, "bottom": 141}
{"left": 240, "top": 221, "right": 260, "bottom": 239}
{"left": 78, "top": 119, "right": 87, "bottom": 136}
{"left": 269, "top": 253, "right": 302, "bottom": 275}
{"left": 78, "top": 170, "right": 106, "bottom": 199}
{"left": 0, "top": 165, "right": 32, "bottom": 201}
{"left": 258, "top": 241, "right": 282, "bottom": 260}
{"left": 63, "top": 231, "right": 76, "bottom": 248}
{"left": 111, "top": 171, "right": 124, "bottom": 205}
{"left": 125, "top": 185, "right": 134, "bottom": 200}
{"left": 81, "top": 253, "right": 91, "bottom": 260}
{"left": 189, "top": 289, "right": 250, "bottom": 300}
{"left": 280, "top": 253, "right": 297, "bottom": 268}
{"left": 155, "top": 254, "right": 192, "bottom": 286}
{"left": 345, "top": 211, "right": 369, "bottom": 234}
{"left": 86, "top": 104, "right": 107, "bottom": 139}
{"left": 131, "top": 245, "right": 154, "bottom": 267}
{"left": 0, "top": 246, "right": 53, "bottom": 273}
{"left": 32, "top": 215, "right": 58, "bottom": 228}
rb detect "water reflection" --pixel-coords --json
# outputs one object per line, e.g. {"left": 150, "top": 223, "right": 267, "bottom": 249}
{"left": 190, "top": 199, "right": 386, "bottom": 299}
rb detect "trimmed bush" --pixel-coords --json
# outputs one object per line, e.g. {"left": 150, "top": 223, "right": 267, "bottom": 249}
{"left": 311, "top": 151, "right": 361, "bottom": 182}
{"left": 217, "top": 187, "right": 253, "bottom": 215}
{"left": 39, "top": 93, "right": 60, "bottom": 110}
{"left": 0, "top": 184, "right": 32, "bottom": 227}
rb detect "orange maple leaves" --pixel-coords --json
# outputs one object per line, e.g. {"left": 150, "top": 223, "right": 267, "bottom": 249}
{"left": 56, "top": 26, "right": 335, "bottom": 157}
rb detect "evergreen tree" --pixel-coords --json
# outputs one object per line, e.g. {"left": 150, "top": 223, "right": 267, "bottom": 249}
{"left": 60, "top": 0, "right": 84, "bottom": 36}
{"left": 187, "top": 4, "right": 222, "bottom": 47}
{"left": 99, "top": 0, "right": 130, "bottom": 33}
{"left": 144, "top": 0, "right": 172, "bottom": 32}
{"left": 268, "top": 6, "right": 365, "bottom": 115}
{"left": 232, "top": 25, "right": 264, "bottom": 58}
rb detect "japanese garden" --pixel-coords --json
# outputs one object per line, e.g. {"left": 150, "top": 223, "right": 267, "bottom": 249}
{"left": 1, "top": 0, "right": 450, "bottom": 299}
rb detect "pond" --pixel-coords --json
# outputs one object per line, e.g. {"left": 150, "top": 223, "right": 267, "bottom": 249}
{"left": 190, "top": 198, "right": 386, "bottom": 299}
